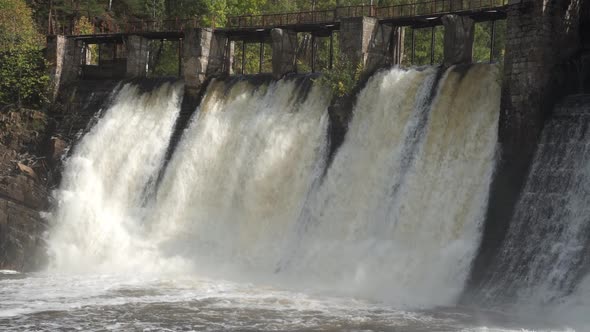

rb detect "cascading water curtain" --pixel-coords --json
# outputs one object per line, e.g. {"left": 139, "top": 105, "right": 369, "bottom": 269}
{"left": 47, "top": 82, "right": 183, "bottom": 273}
{"left": 281, "top": 65, "right": 500, "bottom": 307}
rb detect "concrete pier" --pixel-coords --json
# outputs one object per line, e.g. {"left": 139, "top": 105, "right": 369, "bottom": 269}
{"left": 340, "top": 17, "right": 392, "bottom": 75}
{"left": 126, "top": 35, "right": 149, "bottom": 78}
{"left": 388, "top": 27, "right": 404, "bottom": 66}
{"left": 182, "top": 28, "right": 213, "bottom": 97}
{"left": 47, "top": 35, "right": 83, "bottom": 99}
{"left": 271, "top": 28, "right": 298, "bottom": 79}
{"left": 442, "top": 15, "right": 474, "bottom": 67}
{"left": 468, "top": 0, "right": 586, "bottom": 289}
{"left": 207, "top": 32, "right": 232, "bottom": 76}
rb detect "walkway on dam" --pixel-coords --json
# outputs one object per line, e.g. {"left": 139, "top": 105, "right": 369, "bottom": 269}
{"left": 54, "top": 0, "right": 508, "bottom": 42}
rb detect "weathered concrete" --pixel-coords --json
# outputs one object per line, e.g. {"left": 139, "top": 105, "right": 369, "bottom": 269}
{"left": 227, "top": 41, "right": 235, "bottom": 75}
{"left": 467, "top": 0, "right": 585, "bottom": 290}
{"left": 207, "top": 32, "right": 232, "bottom": 76}
{"left": 98, "top": 43, "right": 116, "bottom": 62}
{"left": 365, "top": 23, "right": 392, "bottom": 73}
{"left": 126, "top": 35, "right": 149, "bottom": 78}
{"left": 442, "top": 15, "right": 474, "bottom": 67}
{"left": 46, "top": 35, "right": 66, "bottom": 100}
{"left": 270, "top": 28, "right": 298, "bottom": 79}
{"left": 47, "top": 36, "right": 83, "bottom": 100}
{"left": 388, "top": 27, "right": 404, "bottom": 66}
{"left": 340, "top": 17, "right": 392, "bottom": 75}
{"left": 183, "top": 28, "right": 213, "bottom": 97}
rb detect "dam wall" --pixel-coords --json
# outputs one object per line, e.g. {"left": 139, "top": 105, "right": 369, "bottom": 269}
{"left": 469, "top": 0, "right": 588, "bottom": 287}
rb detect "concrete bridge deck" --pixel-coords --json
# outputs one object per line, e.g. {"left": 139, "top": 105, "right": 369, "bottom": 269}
{"left": 56, "top": 0, "right": 508, "bottom": 43}
{"left": 47, "top": 0, "right": 512, "bottom": 99}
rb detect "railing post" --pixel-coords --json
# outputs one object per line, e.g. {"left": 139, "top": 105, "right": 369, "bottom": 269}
{"left": 329, "top": 32, "right": 334, "bottom": 69}
{"left": 241, "top": 41, "right": 246, "bottom": 74}
{"left": 259, "top": 41, "right": 264, "bottom": 73}
{"left": 178, "top": 38, "right": 183, "bottom": 77}
{"left": 430, "top": 26, "right": 435, "bottom": 64}
{"left": 489, "top": 20, "right": 496, "bottom": 63}
{"left": 311, "top": 34, "right": 316, "bottom": 73}
{"left": 411, "top": 27, "right": 415, "bottom": 65}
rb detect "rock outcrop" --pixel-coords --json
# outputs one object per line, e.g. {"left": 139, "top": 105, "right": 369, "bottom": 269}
{"left": 0, "top": 110, "right": 51, "bottom": 271}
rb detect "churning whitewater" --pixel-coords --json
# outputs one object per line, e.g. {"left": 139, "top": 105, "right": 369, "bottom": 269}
{"left": 282, "top": 65, "right": 499, "bottom": 307}
{"left": 9, "top": 64, "right": 585, "bottom": 331}
{"left": 46, "top": 82, "right": 184, "bottom": 272}
{"left": 45, "top": 66, "right": 501, "bottom": 308}
{"left": 473, "top": 96, "right": 590, "bottom": 319}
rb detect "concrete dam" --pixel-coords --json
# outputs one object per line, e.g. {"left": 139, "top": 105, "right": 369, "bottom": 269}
{"left": 1, "top": 0, "right": 590, "bottom": 330}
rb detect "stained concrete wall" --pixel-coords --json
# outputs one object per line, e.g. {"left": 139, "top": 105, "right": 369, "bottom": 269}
{"left": 271, "top": 28, "right": 298, "bottom": 79}
{"left": 207, "top": 32, "right": 231, "bottom": 76}
{"left": 183, "top": 29, "right": 234, "bottom": 96}
{"left": 47, "top": 36, "right": 83, "bottom": 100}
{"left": 183, "top": 28, "right": 213, "bottom": 97}
{"left": 442, "top": 15, "right": 474, "bottom": 67}
{"left": 388, "top": 27, "right": 404, "bottom": 66}
{"left": 469, "top": 0, "right": 585, "bottom": 288}
{"left": 340, "top": 17, "right": 392, "bottom": 75}
{"left": 126, "top": 35, "right": 149, "bottom": 78}
{"left": 46, "top": 36, "right": 66, "bottom": 100}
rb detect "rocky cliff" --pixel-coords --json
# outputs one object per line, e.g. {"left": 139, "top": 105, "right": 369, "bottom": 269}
{"left": 0, "top": 109, "right": 52, "bottom": 271}
{"left": 0, "top": 80, "right": 120, "bottom": 271}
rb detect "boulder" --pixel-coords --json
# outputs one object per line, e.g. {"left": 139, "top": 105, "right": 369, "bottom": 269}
{"left": 17, "top": 163, "right": 37, "bottom": 180}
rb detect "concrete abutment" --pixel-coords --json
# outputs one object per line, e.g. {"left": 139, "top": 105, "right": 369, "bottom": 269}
{"left": 467, "top": 0, "right": 587, "bottom": 292}
{"left": 47, "top": 35, "right": 84, "bottom": 100}
{"left": 442, "top": 15, "right": 475, "bottom": 67}
{"left": 126, "top": 35, "right": 150, "bottom": 78}
{"left": 271, "top": 28, "right": 298, "bottom": 79}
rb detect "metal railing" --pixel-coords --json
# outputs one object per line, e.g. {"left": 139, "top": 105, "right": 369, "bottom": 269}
{"left": 48, "top": 0, "right": 507, "bottom": 36}
{"left": 227, "top": 0, "right": 507, "bottom": 28}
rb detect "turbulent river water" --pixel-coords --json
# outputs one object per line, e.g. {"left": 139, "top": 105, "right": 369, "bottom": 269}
{"left": 1, "top": 65, "right": 589, "bottom": 331}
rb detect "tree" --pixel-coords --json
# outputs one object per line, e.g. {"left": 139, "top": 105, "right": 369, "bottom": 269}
{"left": 0, "top": 0, "right": 49, "bottom": 108}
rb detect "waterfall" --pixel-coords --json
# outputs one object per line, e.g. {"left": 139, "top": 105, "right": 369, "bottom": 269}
{"left": 281, "top": 65, "right": 500, "bottom": 307}
{"left": 149, "top": 77, "right": 330, "bottom": 274}
{"left": 46, "top": 65, "right": 501, "bottom": 309}
{"left": 474, "top": 95, "right": 590, "bottom": 310}
{"left": 46, "top": 81, "right": 183, "bottom": 272}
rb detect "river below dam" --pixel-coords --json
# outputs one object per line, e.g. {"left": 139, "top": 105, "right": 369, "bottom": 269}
{"left": 3, "top": 64, "right": 590, "bottom": 331}
{"left": 0, "top": 272, "right": 581, "bottom": 331}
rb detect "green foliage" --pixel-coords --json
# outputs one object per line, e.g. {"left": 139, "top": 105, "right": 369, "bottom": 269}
{"left": 0, "top": 0, "right": 43, "bottom": 50}
{"left": 233, "top": 41, "right": 271, "bottom": 74}
{"left": 0, "top": 49, "right": 49, "bottom": 108}
{"left": 315, "top": 57, "right": 363, "bottom": 98}
{"left": 0, "top": 0, "right": 48, "bottom": 108}
{"left": 74, "top": 15, "right": 94, "bottom": 34}
{"left": 149, "top": 40, "right": 180, "bottom": 76}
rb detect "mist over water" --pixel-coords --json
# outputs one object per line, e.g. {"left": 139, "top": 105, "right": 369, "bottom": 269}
{"left": 2, "top": 65, "right": 587, "bottom": 331}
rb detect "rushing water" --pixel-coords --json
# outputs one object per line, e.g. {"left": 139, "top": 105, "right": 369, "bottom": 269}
{"left": 469, "top": 95, "right": 590, "bottom": 327}
{"left": 1, "top": 65, "right": 589, "bottom": 331}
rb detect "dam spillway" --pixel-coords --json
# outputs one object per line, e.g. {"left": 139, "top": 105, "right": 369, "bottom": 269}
{"left": 46, "top": 65, "right": 500, "bottom": 301}
{"left": 1, "top": 64, "right": 589, "bottom": 331}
